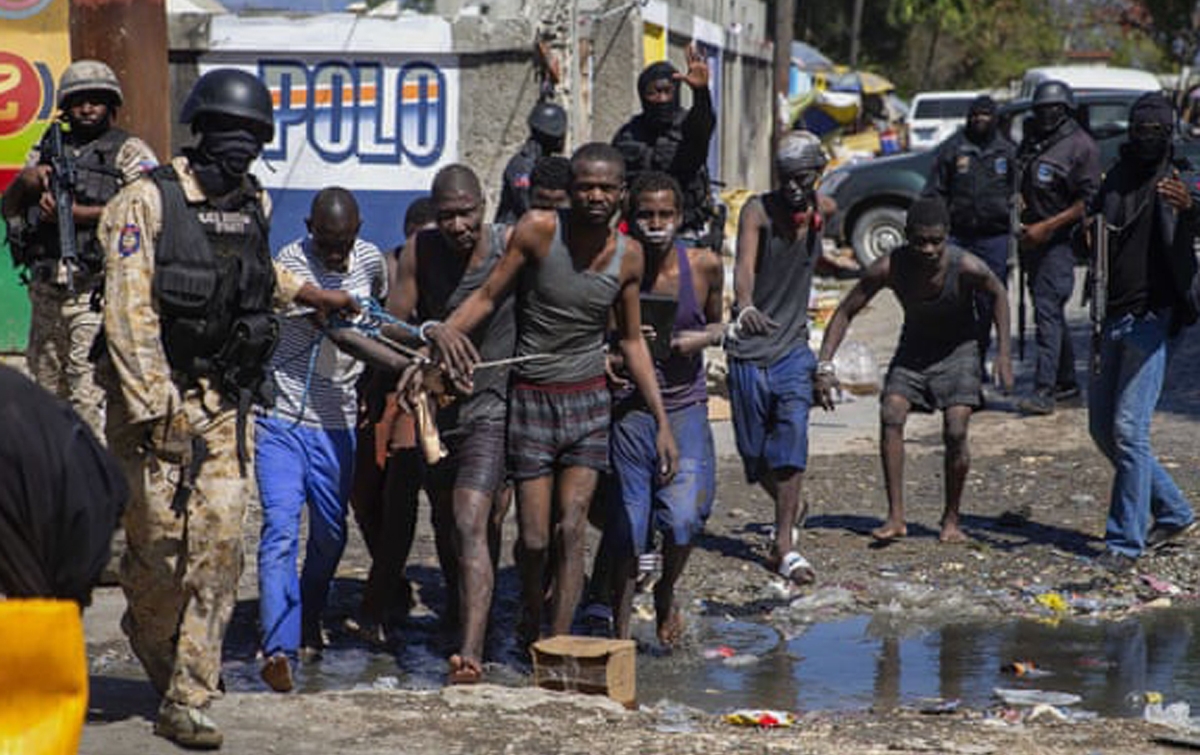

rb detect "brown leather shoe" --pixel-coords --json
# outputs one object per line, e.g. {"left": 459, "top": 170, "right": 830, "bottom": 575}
{"left": 260, "top": 653, "right": 294, "bottom": 693}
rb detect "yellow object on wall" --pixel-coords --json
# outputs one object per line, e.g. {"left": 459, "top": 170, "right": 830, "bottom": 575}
{"left": 643, "top": 22, "right": 666, "bottom": 65}
{"left": 0, "top": 599, "right": 88, "bottom": 755}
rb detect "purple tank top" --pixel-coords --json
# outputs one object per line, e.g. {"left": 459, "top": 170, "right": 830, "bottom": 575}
{"left": 616, "top": 243, "right": 707, "bottom": 412}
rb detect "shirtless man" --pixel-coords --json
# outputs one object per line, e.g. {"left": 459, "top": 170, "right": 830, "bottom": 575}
{"left": 429, "top": 143, "right": 679, "bottom": 645}
{"left": 602, "top": 171, "right": 723, "bottom": 645}
{"left": 388, "top": 165, "right": 514, "bottom": 682}
{"left": 816, "top": 197, "right": 1013, "bottom": 543}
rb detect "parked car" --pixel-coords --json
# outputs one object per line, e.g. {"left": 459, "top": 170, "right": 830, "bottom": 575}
{"left": 1018, "top": 65, "right": 1162, "bottom": 99}
{"left": 906, "top": 90, "right": 984, "bottom": 151}
{"left": 818, "top": 89, "right": 1191, "bottom": 266}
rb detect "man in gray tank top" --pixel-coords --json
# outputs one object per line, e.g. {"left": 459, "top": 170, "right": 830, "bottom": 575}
{"left": 426, "top": 143, "right": 678, "bottom": 647}
{"left": 387, "top": 165, "right": 514, "bottom": 683}
{"left": 725, "top": 131, "right": 828, "bottom": 585}
{"left": 816, "top": 198, "right": 1013, "bottom": 544}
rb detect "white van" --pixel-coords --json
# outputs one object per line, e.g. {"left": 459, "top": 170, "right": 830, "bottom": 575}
{"left": 906, "top": 90, "right": 983, "bottom": 151}
{"left": 1019, "top": 65, "right": 1161, "bottom": 98}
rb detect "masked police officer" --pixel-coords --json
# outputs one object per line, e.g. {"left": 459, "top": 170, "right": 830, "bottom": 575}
{"left": 613, "top": 43, "right": 716, "bottom": 242}
{"left": 97, "top": 68, "right": 355, "bottom": 750}
{"left": 494, "top": 100, "right": 567, "bottom": 224}
{"left": 1, "top": 60, "right": 157, "bottom": 438}
{"left": 924, "top": 94, "right": 1016, "bottom": 383}
{"left": 1015, "top": 80, "right": 1100, "bottom": 415}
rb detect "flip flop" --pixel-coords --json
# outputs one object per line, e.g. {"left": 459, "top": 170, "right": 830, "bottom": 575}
{"left": 776, "top": 551, "right": 815, "bottom": 586}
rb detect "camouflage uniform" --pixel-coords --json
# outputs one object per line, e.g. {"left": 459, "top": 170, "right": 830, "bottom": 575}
{"left": 97, "top": 156, "right": 303, "bottom": 708}
{"left": 22, "top": 135, "right": 157, "bottom": 438}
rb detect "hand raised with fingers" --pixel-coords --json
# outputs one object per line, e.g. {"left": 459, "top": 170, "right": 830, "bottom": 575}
{"left": 675, "top": 42, "right": 709, "bottom": 91}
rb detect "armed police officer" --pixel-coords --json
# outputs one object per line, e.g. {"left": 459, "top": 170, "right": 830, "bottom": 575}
{"left": 97, "top": 68, "right": 355, "bottom": 750}
{"left": 924, "top": 95, "right": 1016, "bottom": 384}
{"left": 494, "top": 100, "right": 567, "bottom": 224}
{"left": 613, "top": 44, "right": 716, "bottom": 243}
{"left": 2, "top": 60, "right": 157, "bottom": 437}
{"left": 1015, "top": 80, "right": 1100, "bottom": 415}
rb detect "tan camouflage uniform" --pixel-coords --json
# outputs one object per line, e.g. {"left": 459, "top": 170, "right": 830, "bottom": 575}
{"left": 25, "top": 136, "right": 157, "bottom": 439}
{"left": 98, "top": 156, "right": 303, "bottom": 708}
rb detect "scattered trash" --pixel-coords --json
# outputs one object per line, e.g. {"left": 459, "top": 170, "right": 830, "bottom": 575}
{"left": 832, "top": 340, "right": 880, "bottom": 395}
{"left": 724, "top": 709, "right": 795, "bottom": 728}
{"left": 1035, "top": 593, "right": 1069, "bottom": 613}
{"left": 994, "top": 688, "right": 1082, "bottom": 707}
{"left": 1026, "top": 703, "right": 1069, "bottom": 723}
{"left": 1001, "top": 660, "right": 1051, "bottom": 678}
{"left": 1145, "top": 701, "right": 1194, "bottom": 731}
{"left": 703, "top": 645, "right": 736, "bottom": 660}
{"left": 919, "top": 698, "right": 961, "bottom": 715}
{"left": 1142, "top": 574, "right": 1183, "bottom": 595}
{"left": 722, "top": 653, "right": 760, "bottom": 668}
{"left": 371, "top": 675, "right": 400, "bottom": 691}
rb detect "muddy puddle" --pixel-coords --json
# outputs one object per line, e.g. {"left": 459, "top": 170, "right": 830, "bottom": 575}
{"left": 91, "top": 605, "right": 1200, "bottom": 721}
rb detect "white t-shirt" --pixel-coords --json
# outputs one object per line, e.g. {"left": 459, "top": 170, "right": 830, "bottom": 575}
{"left": 268, "top": 236, "right": 388, "bottom": 429}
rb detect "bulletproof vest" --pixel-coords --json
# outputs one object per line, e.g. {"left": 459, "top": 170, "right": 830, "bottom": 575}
{"left": 25, "top": 128, "right": 129, "bottom": 271}
{"left": 629, "top": 112, "right": 714, "bottom": 232}
{"left": 150, "top": 164, "right": 278, "bottom": 404}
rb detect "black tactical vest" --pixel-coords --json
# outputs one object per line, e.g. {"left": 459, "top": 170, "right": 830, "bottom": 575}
{"left": 150, "top": 164, "right": 278, "bottom": 397}
{"left": 26, "top": 127, "right": 129, "bottom": 271}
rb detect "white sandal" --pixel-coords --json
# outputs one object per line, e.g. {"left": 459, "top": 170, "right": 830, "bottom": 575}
{"left": 777, "top": 551, "right": 815, "bottom": 585}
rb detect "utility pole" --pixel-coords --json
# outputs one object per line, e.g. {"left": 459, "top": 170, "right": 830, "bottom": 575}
{"left": 70, "top": 0, "right": 171, "bottom": 161}
{"left": 850, "top": 0, "right": 865, "bottom": 67}
{"left": 771, "top": 0, "right": 795, "bottom": 181}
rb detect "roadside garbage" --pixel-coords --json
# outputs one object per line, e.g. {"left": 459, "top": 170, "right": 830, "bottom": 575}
{"left": 994, "top": 688, "right": 1082, "bottom": 707}
{"left": 1001, "top": 660, "right": 1051, "bottom": 678}
{"left": 1035, "top": 593, "right": 1069, "bottom": 613}
{"left": 831, "top": 340, "right": 880, "bottom": 395}
{"left": 1026, "top": 703, "right": 1069, "bottom": 723}
{"left": 1145, "top": 701, "right": 1194, "bottom": 730}
{"left": 724, "top": 709, "right": 795, "bottom": 727}
{"left": 919, "top": 699, "right": 961, "bottom": 715}
{"left": 703, "top": 646, "right": 736, "bottom": 660}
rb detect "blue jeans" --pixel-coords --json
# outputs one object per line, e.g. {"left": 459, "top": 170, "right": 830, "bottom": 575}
{"left": 1088, "top": 310, "right": 1193, "bottom": 557}
{"left": 728, "top": 345, "right": 815, "bottom": 482}
{"left": 256, "top": 417, "right": 356, "bottom": 657}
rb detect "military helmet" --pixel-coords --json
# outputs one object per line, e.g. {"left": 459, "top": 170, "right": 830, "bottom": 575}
{"left": 181, "top": 68, "right": 275, "bottom": 142}
{"left": 57, "top": 60, "right": 123, "bottom": 108}
{"left": 1032, "top": 80, "right": 1075, "bottom": 110}
{"left": 527, "top": 101, "right": 567, "bottom": 139}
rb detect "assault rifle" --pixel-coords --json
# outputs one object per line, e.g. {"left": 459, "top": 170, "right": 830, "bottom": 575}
{"left": 43, "top": 120, "right": 80, "bottom": 294}
{"left": 1089, "top": 213, "right": 1109, "bottom": 376}
{"left": 1010, "top": 158, "right": 1026, "bottom": 362}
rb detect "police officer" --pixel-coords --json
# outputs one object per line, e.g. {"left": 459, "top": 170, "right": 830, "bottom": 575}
{"left": 613, "top": 43, "right": 716, "bottom": 241}
{"left": 1, "top": 60, "right": 157, "bottom": 438}
{"left": 1015, "top": 80, "right": 1100, "bottom": 415}
{"left": 97, "top": 68, "right": 354, "bottom": 750}
{"left": 924, "top": 94, "right": 1016, "bottom": 381}
{"left": 494, "top": 100, "right": 567, "bottom": 224}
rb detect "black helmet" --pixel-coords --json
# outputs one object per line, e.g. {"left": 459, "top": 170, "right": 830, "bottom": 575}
{"left": 181, "top": 68, "right": 275, "bottom": 142}
{"left": 527, "top": 101, "right": 567, "bottom": 139}
{"left": 1032, "top": 80, "right": 1075, "bottom": 110}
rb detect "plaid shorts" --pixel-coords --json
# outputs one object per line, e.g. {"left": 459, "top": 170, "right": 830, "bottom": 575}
{"left": 508, "top": 376, "right": 611, "bottom": 480}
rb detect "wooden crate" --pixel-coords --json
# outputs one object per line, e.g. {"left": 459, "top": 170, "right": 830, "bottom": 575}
{"left": 530, "top": 636, "right": 636, "bottom": 709}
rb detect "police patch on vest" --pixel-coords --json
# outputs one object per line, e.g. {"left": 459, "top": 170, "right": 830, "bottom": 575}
{"left": 994, "top": 157, "right": 1008, "bottom": 175}
{"left": 1036, "top": 163, "right": 1053, "bottom": 184}
{"left": 956, "top": 155, "right": 971, "bottom": 174}
{"left": 118, "top": 224, "right": 141, "bottom": 257}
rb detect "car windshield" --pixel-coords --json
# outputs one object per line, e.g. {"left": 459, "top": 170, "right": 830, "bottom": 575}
{"left": 912, "top": 98, "right": 974, "bottom": 119}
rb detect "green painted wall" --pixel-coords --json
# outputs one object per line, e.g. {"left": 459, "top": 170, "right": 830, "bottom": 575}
{"left": 0, "top": 217, "right": 30, "bottom": 354}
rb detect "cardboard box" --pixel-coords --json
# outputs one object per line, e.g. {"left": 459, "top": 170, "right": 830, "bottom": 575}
{"left": 531, "top": 636, "right": 636, "bottom": 709}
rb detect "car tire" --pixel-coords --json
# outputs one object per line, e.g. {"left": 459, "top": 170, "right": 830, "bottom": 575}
{"left": 850, "top": 205, "right": 907, "bottom": 267}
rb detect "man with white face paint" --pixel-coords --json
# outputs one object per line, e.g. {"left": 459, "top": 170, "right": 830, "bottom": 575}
{"left": 725, "top": 131, "right": 827, "bottom": 586}
{"left": 599, "top": 170, "right": 724, "bottom": 645}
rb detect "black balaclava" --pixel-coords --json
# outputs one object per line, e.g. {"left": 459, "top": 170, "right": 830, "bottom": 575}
{"left": 1127, "top": 91, "right": 1174, "bottom": 166}
{"left": 188, "top": 121, "right": 262, "bottom": 198}
{"left": 965, "top": 95, "right": 997, "bottom": 145}
{"left": 638, "top": 61, "right": 680, "bottom": 128}
{"left": 1033, "top": 103, "right": 1067, "bottom": 136}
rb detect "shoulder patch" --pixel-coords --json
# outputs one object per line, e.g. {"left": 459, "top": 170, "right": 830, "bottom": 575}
{"left": 118, "top": 224, "right": 142, "bottom": 257}
{"left": 994, "top": 157, "right": 1008, "bottom": 175}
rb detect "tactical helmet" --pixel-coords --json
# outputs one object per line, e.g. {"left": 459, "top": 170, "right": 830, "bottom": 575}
{"left": 1032, "top": 80, "right": 1075, "bottom": 110}
{"left": 527, "top": 101, "right": 568, "bottom": 139}
{"left": 57, "top": 60, "right": 123, "bottom": 108}
{"left": 181, "top": 68, "right": 275, "bottom": 142}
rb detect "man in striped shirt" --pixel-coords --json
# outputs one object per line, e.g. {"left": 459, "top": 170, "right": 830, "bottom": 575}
{"left": 255, "top": 188, "right": 388, "bottom": 692}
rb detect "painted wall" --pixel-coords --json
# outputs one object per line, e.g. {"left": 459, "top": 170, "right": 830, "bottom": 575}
{"left": 0, "top": 0, "right": 72, "bottom": 352}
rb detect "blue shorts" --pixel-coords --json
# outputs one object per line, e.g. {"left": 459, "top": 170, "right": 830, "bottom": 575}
{"left": 606, "top": 403, "right": 715, "bottom": 557}
{"left": 727, "top": 345, "right": 814, "bottom": 482}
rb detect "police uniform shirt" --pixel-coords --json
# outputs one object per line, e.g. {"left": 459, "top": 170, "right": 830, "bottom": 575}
{"left": 1020, "top": 120, "right": 1101, "bottom": 228}
{"left": 927, "top": 130, "right": 1015, "bottom": 238}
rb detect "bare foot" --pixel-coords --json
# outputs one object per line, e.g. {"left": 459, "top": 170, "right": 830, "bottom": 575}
{"left": 448, "top": 654, "right": 483, "bottom": 684}
{"left": 656, "top": 609, "right": 685, "bottom": 649}
{"left": 871, "top": 521, "right": 908, "bottom": 541}
{"left": 939, "top": 521, "right": 967, "bottom": 543}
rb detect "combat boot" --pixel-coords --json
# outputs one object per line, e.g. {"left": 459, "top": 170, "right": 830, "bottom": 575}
{"left": 154, "top": 701, "right": 223, "bottom": 750}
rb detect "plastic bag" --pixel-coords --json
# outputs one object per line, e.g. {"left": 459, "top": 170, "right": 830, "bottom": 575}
{"left": 833, "top": 340, "right": 880, "bottom": 395}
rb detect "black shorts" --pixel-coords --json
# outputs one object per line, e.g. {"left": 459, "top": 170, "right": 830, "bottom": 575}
{"left": 884, "top": 340, "right": 981, "bottom": 413}
{"left": 425, "top": 418, "right": 507, "bottom": 495}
